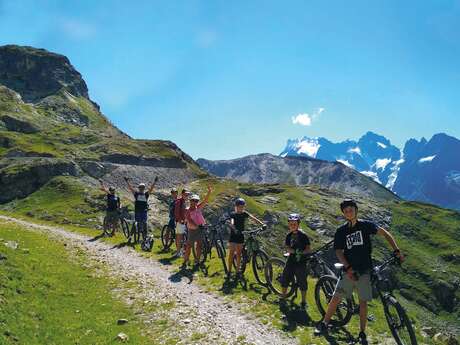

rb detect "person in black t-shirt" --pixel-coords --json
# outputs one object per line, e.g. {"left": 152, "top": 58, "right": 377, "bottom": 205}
{"left": 124, "top": 176, "right": 158, "bottom": 236}
{"left": 99, "top": 179, "right": 121, "bottom": 236}
{"left": 226, "top": 198, "right": 265, "bottom": 278}
{"left": 315, "top": 199, "right": 404, "bottom": 345}
{"left": 280, "top": 213, "right": 311, "bottom": 309}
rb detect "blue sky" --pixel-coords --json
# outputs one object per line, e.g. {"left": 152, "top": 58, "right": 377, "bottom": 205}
{"left": 1, "top": 0, "right": 459, "bottom": 159}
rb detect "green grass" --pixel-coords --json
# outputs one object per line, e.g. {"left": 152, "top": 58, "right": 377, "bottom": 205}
{"left": 1, "top": 176, "right": 102, "bottom": 228}
{"left": 0, "top": 221, "right": 153, "bottom": 345}
{"left": 1, "top": 176, "right": 458, "bottom": 343}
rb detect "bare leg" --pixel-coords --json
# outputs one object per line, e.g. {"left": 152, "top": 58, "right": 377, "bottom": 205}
{"left": 359, "top": 300, "right": 368, "bottom": 332}
{"left": 195, "top": 240, "right": 202, "bottom": 263}
{"left": 227, "top": 243, "right": 235, "bottom": 274}
{"left": 235, "top": 244, "right": 243, "bottom": 272}
{"left": 175, "top": 234, "right": 183, "bottom": 253}
{"left": 183, "top": 242, "right": 192, "bottom": 264}
{"left": 323, "top": 294, "right": 342, "bottom": 324}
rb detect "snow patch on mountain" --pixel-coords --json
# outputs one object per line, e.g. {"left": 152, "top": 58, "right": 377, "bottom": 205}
{"left": 419, "top": 155, "right": 436, "bottom": 163}
{"left": 374, "top": 158, "right": 392, "bottom": 170}
{"left": 361, "top": 170, "right": 382, "bottom": 184}
{"left": 297, "top": 139, "right": 321, "bottom": 157}
{"left": 386, "top": 158, "right": 405, "bottom": 190}
{"left": 337, "top": 159, "right": 354, "bottom": 168}
{"left": 348, "top": 147, "right": 362, "bottom": 155}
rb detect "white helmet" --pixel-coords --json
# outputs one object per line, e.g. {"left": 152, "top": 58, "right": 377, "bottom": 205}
{"left": 138, "top": 183, "right": 146, "bottom": 188}
{"left": 190, "top": 194, "right": 200, "bottom": 201}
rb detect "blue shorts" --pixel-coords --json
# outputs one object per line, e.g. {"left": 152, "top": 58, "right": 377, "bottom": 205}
{"left": 135, "top": 211, "right": 148, "bottom": 224}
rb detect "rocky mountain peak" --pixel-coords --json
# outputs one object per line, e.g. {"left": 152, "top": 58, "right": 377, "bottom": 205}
{"left": 0, "top": 45, "right": 89, "bottom": 103}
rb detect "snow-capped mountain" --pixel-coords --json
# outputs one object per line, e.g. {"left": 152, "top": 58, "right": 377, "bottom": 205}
{"left": 280, "top": 131, "right": 402, "bottom": 188}
{"left": 393, "top": 133, "right": 460, "bottom": 210}
{"left": 281, "top": 132, "right": 460, "bottom": 210}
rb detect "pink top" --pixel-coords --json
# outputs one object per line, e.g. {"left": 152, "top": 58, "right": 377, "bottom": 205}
{"left": 186, "top": 206, "right": 206, "bottom": 229}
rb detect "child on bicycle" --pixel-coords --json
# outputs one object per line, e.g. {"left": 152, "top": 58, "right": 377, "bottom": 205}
{"left": 280, "top": 213, "right": 311, "bottom": 309}
{"left": 227, "top": 198, "right": 265, "bottom": 278}
{"left": 182, "top": 185, "right": 212, "bottom": 268}
{"left": 314, "top": 199, "right": 404, "bottom": 345}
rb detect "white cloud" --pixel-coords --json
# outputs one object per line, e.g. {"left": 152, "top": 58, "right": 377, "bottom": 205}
{"left": 291, "top": 107, "right": 324, "bottom": 126}
{"left": 59, "top": 18, "right": 96, "bottom": 40}
{"left": 292, "top": 113, "right": 312, "bottom": 126}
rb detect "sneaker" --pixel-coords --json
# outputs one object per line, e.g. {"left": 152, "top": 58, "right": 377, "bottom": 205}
{"left": 358, "top": 331, "right": 368, "bottom": 345}
{"left": 314, "top": 322, "right": 329, "bottom": 336}
{"left": 181, "top": 261, "right": 188, "bottom": 270}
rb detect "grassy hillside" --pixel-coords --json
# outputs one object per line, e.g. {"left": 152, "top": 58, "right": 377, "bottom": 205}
{"left": 3, "top": 176, "right": 459, "bottom": 341}
{"left": 0, "top": 221, "right": 154, "bottom": 345}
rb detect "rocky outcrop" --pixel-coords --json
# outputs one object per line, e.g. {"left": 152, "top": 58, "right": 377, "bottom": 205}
{"left": 0, "top": 158, "right": 81, "bottom": 203}
{"left": 433, "top": 279, "right": 459, "bottom": 312}
{"left": 0, "top": 45, "right": 89, "bottom": 103}
{"left": 1, "top": 115, "right": 39, "bottom": 133}
{"left": 101, "top": 153, "right": 187, "bottom": 168}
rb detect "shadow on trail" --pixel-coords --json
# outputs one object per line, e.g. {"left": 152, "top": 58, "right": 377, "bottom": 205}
{"left": 320, "top": 328, "right": 357, "bottom": 345}
{"left": 110, "top": 241, "right": 135, "bottom": 250}
{"left": 278, "top": 300, "right": 314, "bottom": 332}
{"left": 168, "top": 267, "right": 194, "bottom": 284}
{"left": 88, "top": 233, "right": 106, "bottom": 242}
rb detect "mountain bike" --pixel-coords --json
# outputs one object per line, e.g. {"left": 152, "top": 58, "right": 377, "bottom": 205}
{"left": 161, "top": 221, "right": 176, "bottom": 250}
{"left": 315, "top": 254, "right": 417, "bottom": 345}
{"left": 264, "top": 240, "right": 334, "bottom": 297}
{"left": 231, "top": 226, "right": 270, "bottom": 285}
{"left": 195, "top": 221, "right": 228, "bottom": 273}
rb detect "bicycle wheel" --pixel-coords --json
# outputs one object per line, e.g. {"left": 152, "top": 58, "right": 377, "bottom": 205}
{"left": 161, "top": 224, "right": 175, "bottom": 250}
{"left": 121, "top": 219, "right": 130, "bottom": 239}
{"left": 315, "top": 275, "right": 353, "bottom": 327}
{"left": 252, "top": 249, "right": 269, "bottom": 286}
{"left": 264, "top": 257, "right": 295, "bottom": 297}
{"left": 383, "top": 295, "right": 418, "bottom": 345}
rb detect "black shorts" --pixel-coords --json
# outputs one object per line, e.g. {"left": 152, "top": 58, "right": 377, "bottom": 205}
{"left": 229, "top": 233, "right": 244, "bottom": 244}
{"left": 281, "top": 263, "right": 308, "bottom": 291}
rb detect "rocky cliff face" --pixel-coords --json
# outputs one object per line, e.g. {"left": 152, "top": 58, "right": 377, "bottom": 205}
{"left": 0, "top": 45, "right": 205, "bottom": 202}
{"left": 0, "top": 45, "right": 89, "bottom": 103}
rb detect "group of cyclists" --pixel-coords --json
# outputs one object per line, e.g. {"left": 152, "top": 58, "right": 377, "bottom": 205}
{"left": 99, "top": 178, "right": 406, "bottom": 345}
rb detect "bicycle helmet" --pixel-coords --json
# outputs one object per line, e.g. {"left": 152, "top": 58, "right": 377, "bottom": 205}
{"left": 170, "top": 188, "right": 178, "bottom": 193}
{"left": 235, "top": 198, "right": 246, "bottom": 206}
{"left": 108, "top": 186, "right": 115, "bottom": 192}
{"left": 287, "top": 213, "right": 301, "bottom": 222}
{"left": 138, "top": 183, "right": 146, "bottom": 188}
{"left": 190, "top": 194, "right": 200, "bottom": 201}
{"left": 340, "top": 199, "right": 358, "bottom": 211}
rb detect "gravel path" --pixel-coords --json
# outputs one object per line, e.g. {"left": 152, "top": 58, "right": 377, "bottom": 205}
{"left": 0, "top": 215, "right": 298, "bottom": 345}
